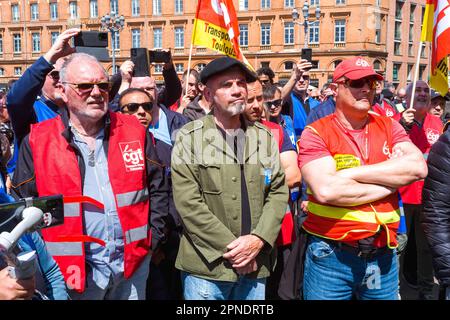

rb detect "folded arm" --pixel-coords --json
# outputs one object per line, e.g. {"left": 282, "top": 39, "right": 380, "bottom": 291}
{"left": 302, "top": 156, "right": 396, "bottom": 206}
{"left": 336, "top": 141, "right": 427, "bottom": 188}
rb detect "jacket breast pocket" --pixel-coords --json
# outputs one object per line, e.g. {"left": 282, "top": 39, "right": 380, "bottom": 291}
{"left": 198, "top": 163, "right": 222, "bottom": 194}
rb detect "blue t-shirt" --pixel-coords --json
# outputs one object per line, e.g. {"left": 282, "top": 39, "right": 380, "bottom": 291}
{"left": 281, "top": 127, "right": 296, "bottom": 153}
{"left": 149, "top": 108, "right": 172, "bottom": 146}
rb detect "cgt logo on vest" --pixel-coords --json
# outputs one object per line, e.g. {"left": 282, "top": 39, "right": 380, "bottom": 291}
{"left": 426, "top": 128, "right": 440, "bottom": 145}
{"left": 119, "top": 141, "right": 145, "bottom": 172}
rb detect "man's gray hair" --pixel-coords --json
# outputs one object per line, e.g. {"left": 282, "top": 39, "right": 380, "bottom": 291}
{"left": 59, "top": 53, "right": 108, "bottom": 82}
{"left": 405, "top": 80, "right": 429, "bottom": 98}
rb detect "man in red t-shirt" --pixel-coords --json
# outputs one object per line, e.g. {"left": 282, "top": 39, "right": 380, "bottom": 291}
{"left": 398, "top": 80, "right": 443, "bottom": 300}
{"left": 298, "top": 56, "right": 427, "bottom": 300}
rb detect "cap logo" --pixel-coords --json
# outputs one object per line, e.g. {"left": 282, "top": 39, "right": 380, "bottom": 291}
{"left": 355, "top": 59, "right": 370, "bottom": 67}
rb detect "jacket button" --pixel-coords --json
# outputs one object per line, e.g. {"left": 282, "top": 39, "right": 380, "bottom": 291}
{"left": 233, "top": 215, "right": 238, "bottom": 220}
{"left": 232, "top": 194, "right": 237, "bottom": 200}
{"left": 232, "top": 177, "right": 237, "bottom": 182}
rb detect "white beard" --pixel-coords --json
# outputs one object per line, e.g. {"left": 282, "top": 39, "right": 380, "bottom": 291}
{"left": 227, "top": 102, "right": 245, "bottom": 116}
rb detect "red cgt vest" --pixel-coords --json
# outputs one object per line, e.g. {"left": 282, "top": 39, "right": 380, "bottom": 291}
{"left": 261, "top": 120, "right": 296, "bottom": 246}
{"left": 304, "top": 113, "right": 400, "bottom": 248}
{"left": 29, "top": 113, "right": 151, "bottom": 292}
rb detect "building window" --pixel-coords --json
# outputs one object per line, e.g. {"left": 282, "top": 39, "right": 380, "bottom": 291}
{"left": 395, "top": 21, "right": 401, "bottom": 40}
{"left": 284, "top": 22, "right": 294, "bottom": 45}
{"left": 51, "top": 32, "right": 60, "bottom": 45}
{"left": 393, "top": 63, "right": 400, "bottom": 81}
{"left": 196, "top": 63, "right": 206, "bottom": 72}
{"left": 407, "top": 64, "right": 413, "bottom": 81}
{"left": 14, "top": 67, "right": 22, "bottom": 76}
{"left": 261, "top": 61, "right": 270, "bottom": 68}
{"left": 261, "top": 0, "right": 270, "bottom": 9}
{"left": 394, "top": 41, "right": 401, "bottom": 55}
{"left": 153, "top": 0, "right": 161, "bottom": 15}
{"left": 175, "top": 27, "right": 184, "bottom": 48}
{"left": 153, "top": 28, "right": 162, "bottom": 48}
{"left": 175, "top": 63, "right": 184, "bottom": 73}
{"left": 13, "top": 34, "right": 21, "bottom": 53}
{"left": 50, "top": 3, "right": 58, "bottom": 20}
{"left": 333, "top": 60, "right": 342, "bottom": 69}
{"left": 239, "top": 24, "right": 248, "bottom": 47}
{"left": 375, "top": 29, "right": 381, "bottom": 44}
{"left": 285, "top": 61, "right": 294, "bottom": 70}
{"left": 419, "top": 65, "right": 426, "bottom": 80}
{"left": 69, "top": 2, "right": 78, "bottom": 19}
{"left": 334, "top": 19, "right": 346, "bottom": 43}
{"left": 131, "top": 29, "right": 140, "bottom": 48}
{"left": 311, "top": 0, "right": 320, "bottom": 5}
{"left": 0, "top": 35, "right": 3, "bottom": 53}
{"left": 395, "top": 1, "right": 404, "bottom": 20}
{"left": 32, "top": 33, "right": 40, "bottom": 52}
{"left": 154, "top": 64, "right": 164, "bottom": 73}
{"left": 30, "top": 3, "right": 39, "bottom": 21}
{"left": 132, "top": 0, "right": 140, "bottom": 16}
{"left": 175, "top": 0, "right": 183, "bottom": 14}
{"left": 261, "top": 23, "right": 271, "bottom": 46}
{"left": 410, "top": 3, "right": 416, "bottom": 21}
{"left": 110, "top": 0, "right": 118, "bottom": 15}
{"left": 373, "top": 60, "right": 381, "bottom": 71}
{"left": 90, "top": 0, "right": 98, "bottom": 18}
{"left": 284, "top": 0, "right": 294, "bottom": 8}
{"left": 0, "top": 68, "right": 4, "bottom": 76}
{"left": 12, "top": 4, "right": 20, "bottom": 22}
{"left": 336, "top": 0, "right": 345, "bottom": 4}
{"left": 309, "top": 21, "right": 319, "bottom": 44}
{"left": 113, "top": 32, "right": 120, "bottom": 51}
{"left": 239, "top": 0, "right": 248, "bottom": 11}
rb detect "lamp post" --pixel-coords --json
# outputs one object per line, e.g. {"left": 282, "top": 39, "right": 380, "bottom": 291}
{"left": 100, "top": 13, "right": 125, "bottom": 75}
{"left": 292, "top": 1, "right": 321, "bottom": 49}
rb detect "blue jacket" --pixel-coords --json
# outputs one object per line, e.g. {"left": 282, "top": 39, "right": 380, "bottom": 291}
{"left": 17, "top": 232, "right": 68, "bottom": 300}
{"left": 306, "top": 97, "right": 336, "bottom": 125}
{"left": 159, "top": 104, "right": 189, "bottom": 146}
{"left": 6, "top": 57, "right": 61, "bottom": 174}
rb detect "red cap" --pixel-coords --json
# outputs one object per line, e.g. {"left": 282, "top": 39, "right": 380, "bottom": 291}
{"left": 333, "top": 56, "right": 383, "bottom": 83}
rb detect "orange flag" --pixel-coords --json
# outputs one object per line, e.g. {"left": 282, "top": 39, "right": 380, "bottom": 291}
{"left": 421, "top": 0, "right": 450, "bottom": 96}
{"left": 192, "top": 0, "right": 251, "bottom": 67}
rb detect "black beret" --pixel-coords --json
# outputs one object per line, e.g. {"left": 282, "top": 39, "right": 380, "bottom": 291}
{"left": 200, "top": 56, "right": 257, "bottom": 84}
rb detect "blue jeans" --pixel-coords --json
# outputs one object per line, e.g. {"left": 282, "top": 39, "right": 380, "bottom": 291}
{"left": 303, "top": 236, "right": 398, "bottom": 300}
{"left": 181, "top": 272, "right": 266, "bottom": 300}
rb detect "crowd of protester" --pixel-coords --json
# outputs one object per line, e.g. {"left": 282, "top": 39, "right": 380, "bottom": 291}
{"left": 0, "top": 28, "right": 449, "bottom": 301}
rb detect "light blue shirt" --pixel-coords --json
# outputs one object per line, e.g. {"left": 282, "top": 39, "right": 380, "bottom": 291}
{"left": 71, "top": 126, "right": 124, "bottom": 290}
{"left": 148, "top": 108, "right": 172, "bottom": 146}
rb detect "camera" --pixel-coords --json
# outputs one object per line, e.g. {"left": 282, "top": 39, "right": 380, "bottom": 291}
{"left": 149, "top": 49, "right": 172, "bottom": 64}
{"left": 74, "top": 31, "right": 109, "bottom": 62}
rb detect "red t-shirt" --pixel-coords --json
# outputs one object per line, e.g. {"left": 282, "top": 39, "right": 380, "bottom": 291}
{"left": 298, "top": 119, "right": 410, "bottom": 168}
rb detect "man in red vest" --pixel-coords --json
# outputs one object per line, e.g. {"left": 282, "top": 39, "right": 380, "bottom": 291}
{"left": 11, "top": 53, "right": 169, "bottom": 300}
{"left": 399, "top": 80, "right": 443, "bottom": 300}
{"left": 298, "top": 56, "right": 427, "bottom": 300}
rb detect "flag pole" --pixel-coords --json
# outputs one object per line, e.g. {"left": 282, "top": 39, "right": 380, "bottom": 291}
{"left": 409, "top": 41, "right": 424, "bottom": 110}
{"left": 185, "top": 42, "right": 194, "bottom": 95}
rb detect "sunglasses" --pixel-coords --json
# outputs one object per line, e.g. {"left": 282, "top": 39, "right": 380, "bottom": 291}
{"left": 264, "top": 99, "right": 282, "bottom": 109}
{"left": 120, "top": 102, "right": 153, "bottom": 113}
{"left": 338, "top": 77, "right": 377, "bottom": 90}
{"left": 63, "top": 82, "right": 110, "bottom": 94}
{"left": 299, "top": 75, "right": 310, "bottom": 81}
{"left": 311, "top": 96, "right": 320, "bottom": 100}
{"left": 48, "top": 70, "right": 60, "bottom": 80}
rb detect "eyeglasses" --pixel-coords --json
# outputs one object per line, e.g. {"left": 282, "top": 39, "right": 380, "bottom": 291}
{"left": 48, "top": 70, "right": 60, "bottom": 80}
{"left": 120, "top": 102, "right": 153, "bottom": 113}
{"left": 337, "top": 77, "right": 377, "bottom": 90}
{"left": 264, "top": 99, "right": 282, "bottom": 109}
{"left": 63, "top": 82, "right": 110, "bottom": 94}
{"left": 299, "top": 75, "right": 310, "bottom": 81}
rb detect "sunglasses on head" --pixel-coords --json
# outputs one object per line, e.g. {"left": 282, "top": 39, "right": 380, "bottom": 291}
{"left": 264, "top": 99, "right": 282, "bottom": 109}
{"left": 63, "top": 82, "right": 111, "bottom": 94}
{"left": 48, "top": 70, "right": 60, "bottom": 80}
{"left": 338, "top": 77, "right": 377, "bottom": 90}
{"left": 120, "top": 102, "right": 153, "bottom": 113}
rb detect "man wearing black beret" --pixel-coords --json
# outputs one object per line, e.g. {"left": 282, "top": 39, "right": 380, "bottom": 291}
{"left": 171, "top": 56, "right": 288, "bottom": 300}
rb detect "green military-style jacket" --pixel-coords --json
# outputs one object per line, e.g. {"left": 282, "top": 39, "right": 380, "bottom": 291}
{"left": 171, "top": 114, "right": 288, "bottom": 281}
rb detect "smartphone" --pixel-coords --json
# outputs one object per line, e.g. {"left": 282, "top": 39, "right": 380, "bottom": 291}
{"left": 74, "top": 31, "right": 108, "bottom": 48}
{"left": 0, "top": 195, "right": 64, "bottom": 233}
{"left": 149, "top": 49, "right": 172, "bottom": 64}
{"left": 301, "top": 48, "right": 313, "bottom": 63}
{"left": 130, "top": 48, "right": 151, "bottom": 77}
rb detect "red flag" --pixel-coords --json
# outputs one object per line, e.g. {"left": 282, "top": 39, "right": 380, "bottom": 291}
{"left": 192, "top": 0, "right": 249, "bottom": 65}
